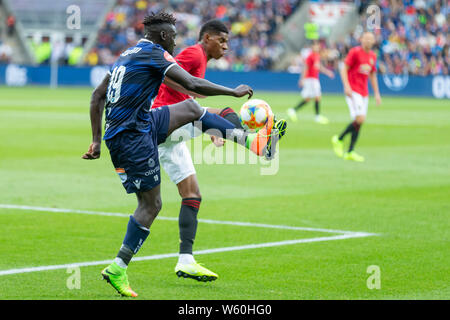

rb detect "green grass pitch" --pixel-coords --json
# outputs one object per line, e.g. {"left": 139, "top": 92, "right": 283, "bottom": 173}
{"left": 0, "top": 86, "right": 449, "bottom": 300}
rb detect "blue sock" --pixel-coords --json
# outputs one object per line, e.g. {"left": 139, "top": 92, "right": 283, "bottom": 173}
{"left": 198, "top": 110, "right": 243, "bottom": 141}
{"left": 116, "top": 216, "right": 150, "bottom": 266}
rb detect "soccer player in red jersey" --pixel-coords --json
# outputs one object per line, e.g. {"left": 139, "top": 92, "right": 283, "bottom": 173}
{"left": 287, "top": 41, "right": 334, "bottom": 124}
{"left": 332, "top": 32, "right": 382, "bottom": 162}
{"left": 153, "top": 20, "right": 287, "bottom": 281}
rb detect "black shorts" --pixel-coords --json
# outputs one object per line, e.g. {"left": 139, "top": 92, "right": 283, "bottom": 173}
{"left": 105, "top": 106, "right": 170, "bottom": 193}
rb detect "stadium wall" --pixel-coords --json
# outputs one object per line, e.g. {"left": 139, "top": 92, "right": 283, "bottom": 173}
{"left": 0, "top": 64, "right": 449, "bottom": 99}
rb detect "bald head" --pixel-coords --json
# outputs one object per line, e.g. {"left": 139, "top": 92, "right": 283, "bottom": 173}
{"left": 361, "top": 32, "right": 375, "bottom": 51}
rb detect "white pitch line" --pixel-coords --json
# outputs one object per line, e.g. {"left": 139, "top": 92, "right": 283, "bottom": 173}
{"left": 0, "top": 233, "right": 373, "bottom": 276}
{"left": 0, "top": 204, "right": 374, "bottom": 235}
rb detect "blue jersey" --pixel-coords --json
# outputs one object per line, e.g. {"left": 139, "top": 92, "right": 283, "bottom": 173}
{"left": 103, "top": 39, "right": 175, "bottom": 140}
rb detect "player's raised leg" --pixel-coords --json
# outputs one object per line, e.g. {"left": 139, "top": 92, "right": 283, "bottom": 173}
{"left": 166, "top": 99, "right": 285, "bottom": 160}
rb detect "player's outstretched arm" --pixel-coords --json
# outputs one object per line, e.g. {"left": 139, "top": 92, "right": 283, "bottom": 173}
{"left": 165, "top": 64, "right": 253, "bottom": 99}
{"left": 82, "top": 73, "right": 110, "bottom": 159}
{"left": 163, "top": 76, "right": 206, "bottom": 98}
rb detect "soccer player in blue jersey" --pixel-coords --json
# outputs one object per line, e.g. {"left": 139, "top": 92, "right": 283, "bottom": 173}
{"left": 82, "top": 12, "right": 283, "bottom": 297}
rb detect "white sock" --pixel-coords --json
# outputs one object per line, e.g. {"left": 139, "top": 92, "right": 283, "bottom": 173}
{"left": 178, "top": 254, "right": 196, "bottom": 265}
{"left": 114, "top": 257, "right": 128, "bottom": 269}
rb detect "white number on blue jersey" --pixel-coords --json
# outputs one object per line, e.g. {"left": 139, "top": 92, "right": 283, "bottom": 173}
{"left": 107, "top": 65, "right": 126, "bottom": 104}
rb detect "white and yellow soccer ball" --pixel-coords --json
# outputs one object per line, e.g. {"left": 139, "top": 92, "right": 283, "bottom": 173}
{"left": 239, "top": 99, "right": 273, "bottom": 131}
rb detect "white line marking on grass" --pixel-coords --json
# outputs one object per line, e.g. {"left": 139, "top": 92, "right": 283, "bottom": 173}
{"left": 0, "top": 204, "right": 374, "bottom": 235}
{"left": 0, "top": 233, "right": 373, "bottom": 276}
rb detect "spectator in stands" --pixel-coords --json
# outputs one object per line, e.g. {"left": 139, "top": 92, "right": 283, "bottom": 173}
{"left": 91, "top": 0, "right": 301, "bottom": 71}
{"left": 6, "top": 15, "right": 15, "bottom": 37}
{"left": 0, "top": 40, "right": 13, "bottom": 63}
{"left": 4, "top": 0, "right": 447, "bottom": 75}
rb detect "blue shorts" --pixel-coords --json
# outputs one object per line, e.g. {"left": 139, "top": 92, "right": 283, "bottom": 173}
{"left": 105, "top": 106, "right": 170, "bottom": 193}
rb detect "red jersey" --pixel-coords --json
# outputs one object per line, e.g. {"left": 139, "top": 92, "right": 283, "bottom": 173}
{"left": 152, "top": 44, "right": 207, "bottom": 108}
{"left": 304, "top": 52, "right": 320, "bottom": 79}
{"left": 345, "top": 46, "right": 377, "bottom": 97}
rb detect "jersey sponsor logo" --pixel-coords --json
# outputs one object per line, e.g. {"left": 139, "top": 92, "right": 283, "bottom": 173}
{"left": 145, "top": 166, "right": 160, "bottom": 176}
{"left": 148, "top": 158, "right": 156, "bottom": 168}
{"left": 358, "top": 64, "right": 372, "bottom": 75}
{"left": 164, "top": 51, "right": 176, "bottom": 63}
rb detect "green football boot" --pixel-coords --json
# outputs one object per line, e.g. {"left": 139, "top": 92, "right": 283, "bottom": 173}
{"left": 343, "top": 151, "right": 365, "bottom": 162}
{"left": 331, "top": 135, "right": 344, "bottom": 158}
{"left": 264, "top": 118, "right": 288, "bottom": 160}
{"left": 175, "top": 262, "right": 218, "bottom": 282}
{"left": 101, "top": 262, "right": 138, "bottom": 297}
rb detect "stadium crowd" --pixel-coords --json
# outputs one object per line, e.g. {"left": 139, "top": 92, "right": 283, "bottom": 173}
{"left": 90, "top": 0, "right": 301, "bottom": 71}
{"left": 0, "top": 0, "right": 448, "bottom": 76}
{"left": 375, "top": 0, "right": 448, "bottom": 76}
{"left": 292, "top": 0, "right": 449, "bottom": 76}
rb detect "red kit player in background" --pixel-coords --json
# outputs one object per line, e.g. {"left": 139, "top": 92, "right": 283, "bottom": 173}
{"left": 332, "top": 32, "right": 382, "bottom": 162}
{"left": 287, "top": 40, "right": 334, "bottom": 124}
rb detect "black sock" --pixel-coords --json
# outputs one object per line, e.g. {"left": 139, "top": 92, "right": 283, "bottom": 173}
{"left": 348, "top": 122, "right": 361, "bottom": 152}
{"left": 339, "top": 121, "right": 356, "bottom": 140}
{"left": 219, "top": 107, "right": 243, "bottom": 129}
{"left": 314, "top": 100, "right": 320, "bottom": 115}
{"left": 294, "top": 100, "right": 308, "bottom": 111}
{"left": 179, "top": 198, "right": 201, "bottom": 254}
{"left": 117, "top": 245, "right": 134, "bottom": 266}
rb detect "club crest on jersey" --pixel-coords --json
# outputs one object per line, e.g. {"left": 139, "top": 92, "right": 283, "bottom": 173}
{"left": 148, "top": 158, "right": 156, "bottom": 168}
{"left": 359, "top": 64, "right": 372, "bottom": 75}
{"left": 164, "top": 51, "right": 176, "bottom": 63}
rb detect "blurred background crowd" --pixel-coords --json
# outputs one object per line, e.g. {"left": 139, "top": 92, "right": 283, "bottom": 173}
{"left": 90, "top": 0, "right": 301, "bottom": 71}
{"left": 290, "top": 0, "right": 449, "bottom": 76}
{"left": 1, "top": 0, "right": 448, "bottom": 76}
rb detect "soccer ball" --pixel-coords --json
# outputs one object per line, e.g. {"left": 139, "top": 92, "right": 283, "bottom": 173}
{"left": 239, "top": 99, "right": 273, "bottom": 131}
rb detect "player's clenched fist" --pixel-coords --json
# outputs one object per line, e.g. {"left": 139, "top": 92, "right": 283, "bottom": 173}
{"left": 82, "top": 142, "right": 101, "bottom": 159}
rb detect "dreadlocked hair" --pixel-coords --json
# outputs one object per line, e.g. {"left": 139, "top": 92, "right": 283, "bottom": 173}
{"left": 143, "top": 11, "right": 176, "bottom": 27}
